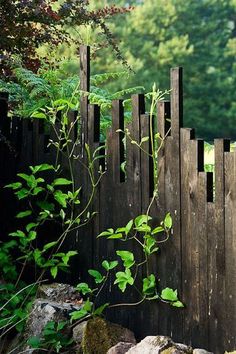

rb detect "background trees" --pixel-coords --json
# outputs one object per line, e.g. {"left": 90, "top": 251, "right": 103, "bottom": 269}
{"left": 90, "top": 0, "right": 236, "bottom": 140}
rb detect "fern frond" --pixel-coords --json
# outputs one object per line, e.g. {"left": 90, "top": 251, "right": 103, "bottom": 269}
{"left": 109, "top": 86, "right": 145, "bottom": 99}
{"left": 90, "top": 71, "right": 129, "bottom": 85}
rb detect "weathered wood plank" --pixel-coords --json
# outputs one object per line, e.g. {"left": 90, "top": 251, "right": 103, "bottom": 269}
{"left": 140, "top": 113, "right": 151, "bottom": 212}
{"left": 157, "top": 100, "right": 170, "bottom": 215}
{"left": 107, "top": 100, "right": 125, "bottom": 183}
{"left": 208, "top": 139, "right": 230, "bottom": 352}
{"left": 80, "top": 45, "right": 90, "bottom": 155}
{"left": 197, "top": 171, "right": 209, "bottom": 349}
{"left": 224, "top": 152, "right": 236, "bottom": 351}
{"left": 180, "top": 128, "right": 195, "bottom": 344}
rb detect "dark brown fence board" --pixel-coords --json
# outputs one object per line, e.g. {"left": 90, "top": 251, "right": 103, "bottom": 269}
{"left": 224, "top": 152, "right": 236, "bottom": 352}
{"left": 209, "top": 139, "right": 230, "bottom": 352}
{"left": 197, "top": 172, "right": 209, "bottom": 349}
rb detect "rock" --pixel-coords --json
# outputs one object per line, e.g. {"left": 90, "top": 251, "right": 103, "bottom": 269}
{"left": 107, "top": 341, "right": 136, "bottom": 354}
{"left": 126, "top": 336, "right": 192, "bottom": 354}
{"left": 193, "top": 350, "right": 213, "bottom": 354}
{"left": 73, "top": 317, "right": 136, "bottom": 354}
{"left": 25, "top": 298, "right": 82, "bottom": 339}
{"left": 126, "top": 336, "right": 173, "bottom": 353}
{"left": 37, "top": 283, "right": 82, "bottom": 303}
{"left": 20, "top": 283, "right": 82, "bottom": 353}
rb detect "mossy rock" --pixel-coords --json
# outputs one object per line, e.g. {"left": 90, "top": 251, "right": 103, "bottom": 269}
{"left": 81, "top": 317, "right": 136, "bottom": 354}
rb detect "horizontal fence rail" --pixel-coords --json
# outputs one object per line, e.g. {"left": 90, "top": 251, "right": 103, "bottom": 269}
{"left": 0, "top": 46, "right": 235, "bottom": 354}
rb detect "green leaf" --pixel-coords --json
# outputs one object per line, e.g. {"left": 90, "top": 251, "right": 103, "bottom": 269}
{"left": 97, "top": 229, "right": 114, "bottom": 238}
{"left": 114, "top": 268, "right": 134, "bottom": 292}
{"left": 88, "top": 269, "right": 104, "bottom": 284}
{"left": 26, "top": 222, "right": 38, "bottom": 232}
{"left": 125, "top": 219, "right": 133, "bottom": 235}
{"left": 37, "top": 200, "right": 55, "bottom": 211}
{"left": 116, "top": 250, "right": 135, "bottom": 268}
{"left": 152, "top": 226, "right": 164, "bottom": 234}
{"left": 51, "top": 266, "right": 58, "bottom": 279}
{"left": 140, "top": 136, "right": 149, "bottom": 144}
{"left": 143, "top": 274, "right": 156, "bottom": 296}
{"left": 76, "top": 282, "right": 92, "bottom": 295}
{"left": 172, "top": 301, "right": 184, "bottom": 308}
{"left": 43, "top": 241, "right": 58, "bottom": 251}
{"left": 144, "top": 236, "right": 159, "bottom": 255}
{"left": 29, "top": 164, "right": 55, "bottom": 174}
{"left": 32, "top": 187, "right": 44, "bottom": 195}
{"left": 31, "top": 112, "right": 47, "bottom": 119}
{"left": 52, "top": 178, "right": 72, "bottom": 186}
{"left": 161, "top": 288, "right": 178, "bottom": 302}
{"left": 28, "top": 231, "right": 37, "bottom": 241}
{"left": 27, "top": 336, "right": 41, "bottom": 348}
{"left": 5, "top": 182, "right": 22, "bottom": 190}
{"left": 62, "top": 251, "right": 78, "bottom": 265}
{"left": 70, "top": 309, "right": 88, "bottom": 321}
{"left": 54, "top": 190, "right": 68, "bottom": 208}
{"left": 134, "top": 215, "right": 152, "bottom": 228}
{"left": 16, "top": 210, "right": 32, "bottom": 218}
{"left": 164, "top": 213, "right": 172, "bottom": 229}
{"left": 107, "top": 233, "right": 123, "bottom": 239}
{"left": 102, "top": 260, "right": 118, "bottom": 271}
{"left": 83, "top": 299, "right": 92, "bottom": 312}
{"left": 9, "top": 230, "right": 25, "bottom": 238}
{"left": 15, "top": 188, "right": 29, "bottom": 199}
{"left": 93, "top": 303, "right": 109, "bottom": 316}
{"left": 136, "top": 224, "right": 151, "bottom": 233}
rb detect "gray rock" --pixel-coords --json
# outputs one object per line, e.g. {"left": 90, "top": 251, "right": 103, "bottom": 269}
{"left": 107, "top": 341, "right": 136, "bottom": 354}
{"left": 193, "top": 350, "right": 214, "bottom": 354}
{"left": 20, "top": 283, "right": 82, "bottom": 353}
{"left": 126, "top": 336, "right": 192, "bottom": 354}
{"left": 37, "top": 283, "right": 82, "bottom": 303}
{"left": 126, "top": 336, "right": 172, "bottom": 353}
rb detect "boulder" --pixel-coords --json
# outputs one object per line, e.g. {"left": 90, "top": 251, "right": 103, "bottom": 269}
{"left": 126, "top": 336, "right": 192, "bottom": 354}
{"left": 193, "top": 350, "right": 214, "bottom": 354}
{"left": 73, "top": 317, "right": 136, "bottom": 354}
{"left": 15, "top": 283, "right": 82, "bottom": 353}
{"left": 107, "top": 341, "right": 136, "bottom": 354}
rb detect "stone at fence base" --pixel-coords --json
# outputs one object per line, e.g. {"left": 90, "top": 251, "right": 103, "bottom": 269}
{"left": 125, "top": 336, "right": 193, "bottom": 354}
{"left": 193, "top": 350, "right": 214, "bottom": 354}
{"left": 13, "top": 283, "right": 82, "bottom": 353}
{"left": 73, "top": 317, "right": 136, "bottom": 354}
{"left": 107, "top": 341, "right": 136, "bottom": 354}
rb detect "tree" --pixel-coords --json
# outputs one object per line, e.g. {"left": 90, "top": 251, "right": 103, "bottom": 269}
{"left": 0, "top": 0, "right": 133, "bottom": 74}
{"left": 91, "top": 0, "right": 236, "bottom": 140}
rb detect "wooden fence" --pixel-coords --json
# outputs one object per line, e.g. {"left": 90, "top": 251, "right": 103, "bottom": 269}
{"left": 0, "top": 46, "right": 235, "bottom": 353}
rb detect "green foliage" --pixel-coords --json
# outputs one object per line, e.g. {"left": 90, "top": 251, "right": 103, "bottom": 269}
{"left": 0, "top": 62, "right": 144, "bottom": 139}
{"left": 28, "top": 320, "right": 74, "bottom": 353}
{"left": 90, "top": 0, "right": 236, "bottom": 140}
{"left": 70, "top": 211, "right": 183, "bottom": 323}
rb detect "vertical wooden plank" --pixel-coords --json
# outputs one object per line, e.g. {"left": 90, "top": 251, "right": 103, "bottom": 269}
{"left": 224, "top": 152, "right": 236, "bottom": 351}
{"left": 18, "top": 119, "right": 33, "bottom": 172}
{"left": 32, "top": 119, "right": 44, "bottom": 165}
{"left": 157, "top": 100, "right": 170, "bottom": 215}
{"left": 107, "top": 100, "right": 125, "bottom": 183}
{"left": 182, "top": 136, "right": 204, "bottom": 346}
{"left": 180, "top": 128, "right": 194, "bottom": 344}
{"left": 197, "top": 172, "right": 209, "bottom": 349}
{"left": 140, "top": 113, "right": 151, "bottom": 212}
{"left": 158, "top": 68, "right": 183, "bottom": 341}
{"left": 80, "top": 45, "right": 90, "bottom": 154}
{"left": 0, "top": 92, "right": 10, "bottom": 138}
{"left": 207, "top": 139, "right": 230, "bottom": 352}
{"left": 126, "top": 94, "right": 145, "bottom": 215}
